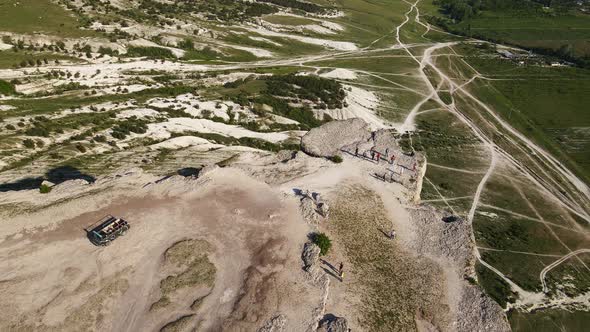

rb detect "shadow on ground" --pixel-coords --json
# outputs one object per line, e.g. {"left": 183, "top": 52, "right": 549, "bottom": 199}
{"left": 0, "top": 166, "right": 96, "bottom": 192}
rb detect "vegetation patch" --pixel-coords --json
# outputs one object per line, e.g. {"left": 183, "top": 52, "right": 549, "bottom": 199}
{"left": 508, "top": 308, "right": 590, "bottom": 332}
{"left": 0, "top": 79, "right": 16, "bottom": 95}
{"left": 329, "top": 155, "right": 343, "bottom": 163}
{"left": 39, "top": 184, "right": 52, "bottom": 194}
{"left": 262, "top": 14, "right": 316, "bottom": 26}
{"left": 111, "top": 118, "right": 148, "bottom": 139}
{"left": 475, "top": 262, "right": 517, "bottom": 308}
{"left": 126, "top": 46, "right": 175, "bottom": 59}
{"left": 427, "top": 0, "right": 590, "bottom": 65}
{"left": 0, "top": 0, "right": 95, "bottom": 37}
{"left": 152, "top": 239, "right": 216, "bottom": 311}
{"left": 170, "top": 131, "right": 299, "bottom": 152}
{"left": 328, "top": 185, "right": 449, "bottom": 331}
{"left": 258, "top": 0, "right": 327, "bottom": 13}
{"left": 311, "top": 232, "right": 332, "bottom": 255}
{"left": 222, "top": 74, "right": 344, "bottom": 129}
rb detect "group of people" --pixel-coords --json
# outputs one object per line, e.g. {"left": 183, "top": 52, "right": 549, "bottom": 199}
{"left": 354, "top": 146, "right": 396, "bottom": 165}
{"left": 352, "top": 144, "right": 420, "bottom": 184}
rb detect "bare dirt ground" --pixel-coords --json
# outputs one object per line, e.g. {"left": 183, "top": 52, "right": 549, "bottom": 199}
{"left": 0, "top": 133, "right": 509, "bottom": 332}
{"left": 0, "top": 167, "right": 325, "bottom": 332}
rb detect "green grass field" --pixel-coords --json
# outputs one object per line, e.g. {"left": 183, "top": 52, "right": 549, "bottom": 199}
{"left": 460, "top": 49, "right": 590, "bottom": 183}
{"left": 0, "top": 50, "right": 84, "bottom": 69}
{"left": 0, "top": 0, "right": 95, "bottom": 37}
{"left": 455, "top": 11, "right": 590, "bottom": 56}
{"left": 509, "top": 308, "right": 590, "bottom": 332}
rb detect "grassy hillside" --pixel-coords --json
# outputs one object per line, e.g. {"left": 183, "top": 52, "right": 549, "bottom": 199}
{"left": 0, "top": 0, "right": 95, "bottom": 37}
{"left": 424, "top": 0, "right": 590, "bottom": 64}
{"left": 458, "top": 43, "right": 590, "bottom": 183}
{"left": 458, "top": 12, "right": 590, "bottom": 56}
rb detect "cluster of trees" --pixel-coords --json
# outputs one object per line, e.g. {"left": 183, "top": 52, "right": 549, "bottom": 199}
{"left": 529, "top": 44, "right": 590, "bottom": 68}
{"left": 111, "top": 118, "right": 148, "bottom": 139}
{"left": 265, "top": 74, "right": 346, "bottom": 109}
{"left": 430, "top": 0, "right": 590, "bottom": 68}
{"left": 434, "top": 0, "right": 482, "bottom": 21}
{"left": 223, "top": 74, "right": 345, "bottom": 129}
{"left": 134, "top": 0, "right": 277, "bottom": 23}
{"left": 98, "top": 46, "right": 118, "bottom": 56}
{"left": 126, "top": 46, "right": 175, "bottom": 59}
{"left": 170, "top": 131, "right": 299, "bottom": 152}
{"left": 253, "top": 94, "right": 325, "bottom": 130}
{"left": 434, "top": 0, "right": 576, "bottom": 22}
{"left": 25, "top": 124, "right": 51, "bottom": 137}
{"left": 258, "top": 0, "right": 326, "bottom": 13}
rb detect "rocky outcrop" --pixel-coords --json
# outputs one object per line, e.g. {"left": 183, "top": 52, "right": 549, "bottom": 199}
{"left": 317, "top": 316, "right": 349, "bottom": 332}
{"left": 301, "top": 241, "right": 331, "bottom": 331}
{"left": 301, "top": 119, "right": 371, "bottom": 158}
{"left": 298, "top": 190, "right": 330, "bottom": 225}
{"left": 408, "top": 205, "right": 510, "bottom": 331}
{"left": 407, "top": 205, "right": 476, "bottom": 278}
{"left": 257, "top": 314, "right": 287, "bottom": 332}
{"left": 302, "top": 242, "right": 321, "bottom": 271}
{"left": 276, "top": 150, "right": 298, "bottom": 163}
{"left": 457, "top": 285, "right": 511, "bottom": 332}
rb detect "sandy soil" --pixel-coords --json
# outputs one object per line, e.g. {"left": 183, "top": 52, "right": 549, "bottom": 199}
{"left": 320, "top": 85, "right": 387, "bottom": 130}
{"left": 0, "top": 168, "right": 323, "bottom": 332}
{"left": 246, "top": 26, "right": 358, "bottom": 51}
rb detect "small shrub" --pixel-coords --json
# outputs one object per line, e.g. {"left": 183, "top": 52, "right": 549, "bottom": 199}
{"left": 0, "top": 79, "right": 16, "bottom": 95}
{"left": 312, "top": 232, "right": 332, "bottom": 256}
{"left": 39, "top": 184, "right": 52, "bottom": 194}
{"left": 94, "top": 135, "right": 107, "bottom": 143}
{"left": 75, "top": 144, "right": 87, "bottom": 153}
{"left": 23, "top": 138, "right": 36, "bottom": 149}
{"left": 330, "top": 155, "right": 343, "bottom": 163}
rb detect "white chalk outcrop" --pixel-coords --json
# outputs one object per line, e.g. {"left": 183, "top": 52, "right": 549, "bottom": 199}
{"left": 301, "top": 118, "right": 371, "bottom": 157}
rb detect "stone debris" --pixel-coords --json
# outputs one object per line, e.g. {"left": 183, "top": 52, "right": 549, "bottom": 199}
{"left": 257, "top": 314, "right": 287, "bottom": 332}
{"left": 301, "top": 118, "right": 371, "bottom": 158}
{"left": 298, "top": 190, "right": 330, "bottom": 225}
{"left": 457, "top": 285, "right": 511, "bottom": 332}
{"left": 276, "top": 150, "right": 298, "bottom": 163}
{"left": 408, "top": 205, "right": 476, "bottom": 278}
{"left": 40, "top": 180, "right": 55, "bottom": 188}
{"left": 408, "top": 205, "right": 510, "bottom": 331}
{"left": 317, "top": 316, "right": 349, "bottom": 332}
